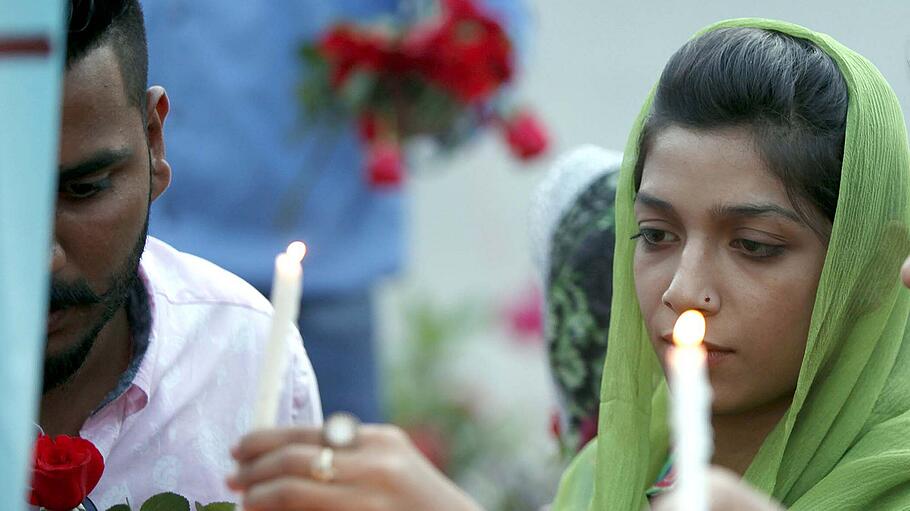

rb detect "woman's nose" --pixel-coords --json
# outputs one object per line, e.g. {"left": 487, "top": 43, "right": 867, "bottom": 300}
{"left": 661, "top": 246, "right": 720, "bottom": 316}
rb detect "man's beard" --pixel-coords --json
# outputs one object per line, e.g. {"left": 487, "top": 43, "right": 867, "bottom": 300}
{"left": 43, "top": 216, "right": 149, "bottom": 394}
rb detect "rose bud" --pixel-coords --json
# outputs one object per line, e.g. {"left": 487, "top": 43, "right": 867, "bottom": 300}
{"left": 502, "top": 109, "right": 549, "bottom": 161}
{"left": 366, "top": 141, "right": 404, "bottom": 188}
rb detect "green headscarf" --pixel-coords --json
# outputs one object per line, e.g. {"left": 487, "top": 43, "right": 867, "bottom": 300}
{"left": 552, "top": 18, "right": 910, "bottom": 510}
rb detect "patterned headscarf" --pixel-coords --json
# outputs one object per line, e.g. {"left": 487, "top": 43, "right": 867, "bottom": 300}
{"left": 531, "top": 146, "right": 622, "bottom": 453}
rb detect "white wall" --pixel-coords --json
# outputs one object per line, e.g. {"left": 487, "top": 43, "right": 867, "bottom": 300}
{"left": 527, "top": 0, "right": 910, "bottom": 155}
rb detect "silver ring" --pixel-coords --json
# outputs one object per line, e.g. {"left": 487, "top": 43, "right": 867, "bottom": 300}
{"left": 323, "top": 412, "right": 361, "bottom": 449}
{"left": 310, "top": 447, "right": 335, "bottom": 482}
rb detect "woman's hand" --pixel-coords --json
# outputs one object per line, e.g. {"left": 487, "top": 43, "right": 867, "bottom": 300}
{"left": 651, "top": 467, "right": 784, "bottom": 511}
{"left": 228, "top": 423, "right": 483, "bottom": 511}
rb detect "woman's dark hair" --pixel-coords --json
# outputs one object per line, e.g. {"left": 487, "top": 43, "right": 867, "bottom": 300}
{"left": 634, "top": 27, "right": 848, "bottom": 237}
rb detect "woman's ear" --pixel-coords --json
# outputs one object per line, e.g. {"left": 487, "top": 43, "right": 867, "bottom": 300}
{"left": 145, "top": 85, "right": 172, "bottom": 202}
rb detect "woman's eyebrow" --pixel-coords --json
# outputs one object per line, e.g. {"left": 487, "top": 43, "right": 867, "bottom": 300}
{"left": 636, "top": 193, "right": 804, "bottom": 225}
{"left": 635, "top": 192, "right": 677, "bottom": 214}
{"left": 711, "top": 202, "right": 803, "bottom": 224}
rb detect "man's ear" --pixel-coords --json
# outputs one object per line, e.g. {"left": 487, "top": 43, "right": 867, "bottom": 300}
{"left": 146, "top": 85, "right": 172, "bottom": 202}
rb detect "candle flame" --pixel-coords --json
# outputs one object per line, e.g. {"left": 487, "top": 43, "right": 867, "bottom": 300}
{"left": 672, "top": 310, "right": 705, "bottom": 347}
{"left": 286, "top": 241, "right": 307, "bottom": 263}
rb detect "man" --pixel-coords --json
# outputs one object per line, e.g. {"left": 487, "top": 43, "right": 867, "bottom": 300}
{"left": 43, "top": 2, "right": 321, "bottom": 508}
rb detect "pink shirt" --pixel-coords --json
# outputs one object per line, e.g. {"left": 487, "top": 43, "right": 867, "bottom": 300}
{"left": 84, "top": 237, "right": 322, "bottom": 509}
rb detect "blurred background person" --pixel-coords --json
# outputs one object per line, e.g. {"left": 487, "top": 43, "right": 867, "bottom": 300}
{"left": 529, "top": 145, "right": 621, "bottom": 456}
{"left": 141, "top": 0, "right": 528, "bottom": 422}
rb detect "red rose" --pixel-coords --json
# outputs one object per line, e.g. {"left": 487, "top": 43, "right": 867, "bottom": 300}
{"left": 578, "top": 415, "right": 598, "bottom": 451}
{"left": 366, "top": 141, "right": 404, "bottom": 188}
{"left": 549, "top": 410, "right": 563, "bottom": 440}
{"left": 442, "top": 0, "right": 485, "bottom": 17}
{"left": 30, "top": 434, "right": 104, "bottom": 511}
{"left": 358, "top": 112, "right": 380, "bottom": 142}
{"left": 503, "top": 284, "right": 544, "bottom": 344}
{"left": 501, "top": 109, "right": 549, "bottom": 160}
{"left": 319, "top": 26, "right": 393, "bottom": 89}
{"left": 403, "top": 0, "right": 513, "bottom": 103}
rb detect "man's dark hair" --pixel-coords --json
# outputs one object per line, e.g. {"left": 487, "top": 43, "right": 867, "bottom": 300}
{"left": 634, "top": 27, "right": 848, "bottom": 238}
{"left": 66, "top": 0, "right": 148, "bottom": 113}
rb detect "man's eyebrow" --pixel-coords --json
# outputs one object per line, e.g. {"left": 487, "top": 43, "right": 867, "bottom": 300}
{"left": 711, "top": 202, "right": 803, "bottom": 224}
{"left": 59, "top": 148, "right": 133, "bottom": 180}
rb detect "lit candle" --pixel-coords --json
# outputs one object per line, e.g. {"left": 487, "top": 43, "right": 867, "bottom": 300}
{"left": 669, "top": 309, "right": 712, "bottom": 511}
{"left": 252, "top": 241, "right": 307, "bottom": 429}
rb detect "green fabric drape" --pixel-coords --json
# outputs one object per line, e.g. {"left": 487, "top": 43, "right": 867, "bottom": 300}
{"left": 552, "top": 18, "right": 910, "bottom": 510}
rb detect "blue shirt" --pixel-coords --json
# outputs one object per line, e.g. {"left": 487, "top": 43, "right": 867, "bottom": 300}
{"left": 143, "top": 0, "right": 527, "bottom": 295}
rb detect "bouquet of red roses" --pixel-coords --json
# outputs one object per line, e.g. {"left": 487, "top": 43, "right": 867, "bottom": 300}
{"left": 299, "top": 0, "right": 549, "bottom": 187}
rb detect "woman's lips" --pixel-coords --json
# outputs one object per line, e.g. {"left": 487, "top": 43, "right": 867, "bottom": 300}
{"left": 702, "top": 341, "right": 735, "bottom": 353}
{"left": 660, "top": 334, "right": 735, "bottom": 367}
{"left": 704, "top": 348, "right": 734, "bottom": 367}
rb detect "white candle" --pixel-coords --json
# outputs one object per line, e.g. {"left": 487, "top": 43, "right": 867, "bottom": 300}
{"left": 669, "top": 309, "right": 712, "bottom": 511}
{"left": 252, "top": 241, "right": 307, "bottom": 429}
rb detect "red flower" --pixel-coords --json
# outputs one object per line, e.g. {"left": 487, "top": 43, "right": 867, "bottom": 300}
{"left": 549, "top": 410, "right": 563, "bottom": 440}
{"left": 501, "top": 109, "right": 549, "bottom": 160}
{"left": 403, "top": 0, "right": 513, "bottom": 103}
{"left": 442, "top": 0, "right": 485, "bottom": 17}
{"left": 502, "top": 284, "right": 543, "bottom": 345}
{"left": 366, "top": 141, "right": 404, "bottom": 188}
{"left": 358, "top": 112, "right": 380, "bottom": 143}
{"left": 319, "top": 26, "right": 393, "bottom": 89}
{"left": 30, "top": 434, "right": 104, "bottom": 511}
{"left": 578, "top": 415, "right": 598, "bottom": 451}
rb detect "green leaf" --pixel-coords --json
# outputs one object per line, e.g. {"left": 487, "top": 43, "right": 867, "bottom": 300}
{"left": 106, "top": 505, "right": 132, "bottom": 511}
{"left": 339, "top": 70, "right": 378, "bottom": 112}
{"left": 196, "top": 503, "right": 236, "bottom": 511}
{"left": 139, "top": 492, "right": 190, "bottom": 511}
{"left": 299, "top": 44, "right": 323, "bottom": 64}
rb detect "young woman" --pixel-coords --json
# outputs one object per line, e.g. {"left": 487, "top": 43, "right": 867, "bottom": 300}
{"left": 228, "top": 19, "right": 910, "bottom": 511}
{"left": 555, "top": 17, "right": 910, "bottom": 510}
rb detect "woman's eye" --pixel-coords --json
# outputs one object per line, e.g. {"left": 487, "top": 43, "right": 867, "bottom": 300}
{"left": 62, "top": 178, "right": 111, "bottom": 199}
{"left": 731, "top": 239, "right": 784, "bottom": 258}
{"left": 633, "top": 228, "right": 677, "bottom": 246}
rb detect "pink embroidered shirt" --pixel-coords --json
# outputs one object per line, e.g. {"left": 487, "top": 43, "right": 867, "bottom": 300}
{"left": 83, "top": 237, "right": 323, "bottom": 509}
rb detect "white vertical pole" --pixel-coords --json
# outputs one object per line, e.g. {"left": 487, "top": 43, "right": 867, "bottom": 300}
{"left": 0, "top": 2, "right": 65, "bottom": 509}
